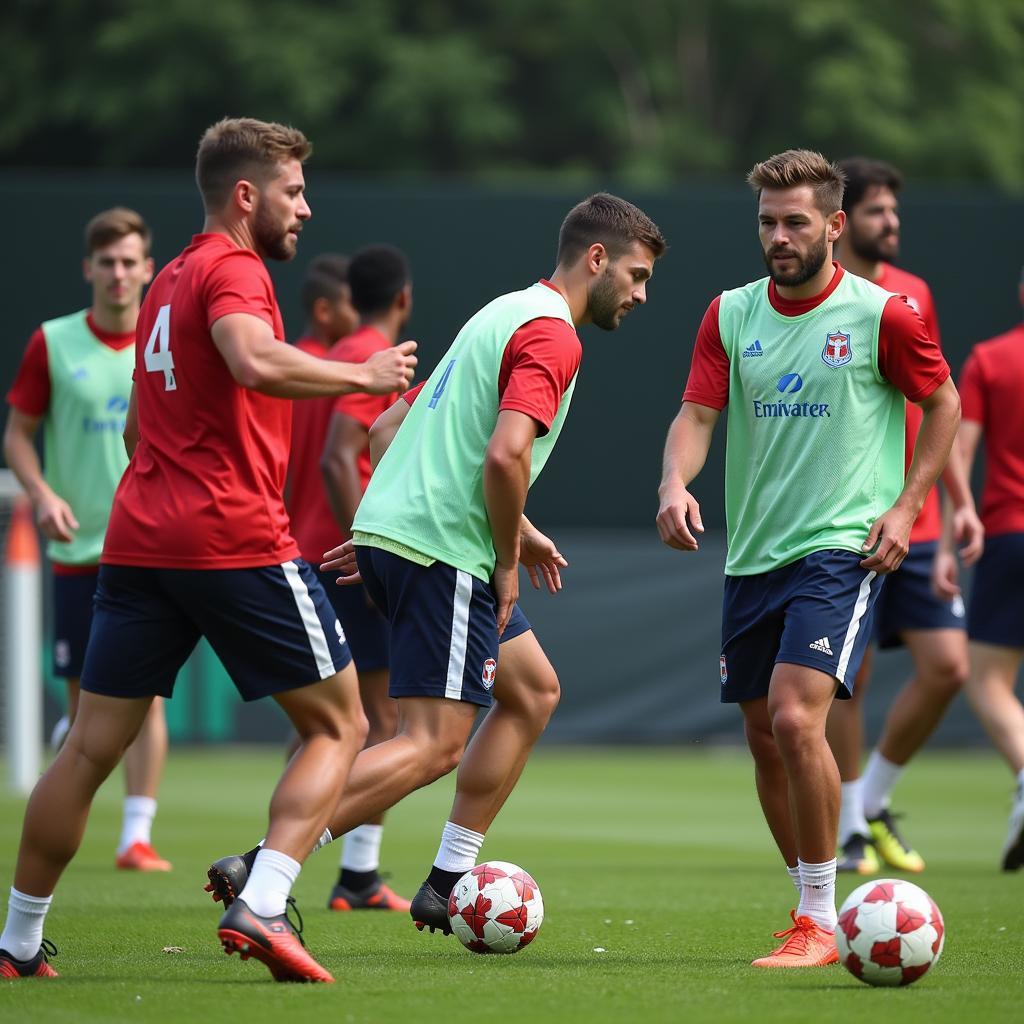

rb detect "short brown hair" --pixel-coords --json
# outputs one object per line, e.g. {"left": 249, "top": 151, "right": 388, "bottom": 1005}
{"left": 747, "top": 149, "right": 846, "bottom": 214}
{"left": 84, "top": 207, "right": 151, "bottom": 257}
{"left": 838, "top": 157, "right": 903, "bottom": 214}
{"left": 195, "top": 117, "right": 312, "bottom": 211}
{"left": 557, "top": 192, "right": 667, "bottom": 267}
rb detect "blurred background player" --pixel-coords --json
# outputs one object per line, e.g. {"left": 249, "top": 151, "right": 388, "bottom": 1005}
{"left": 318, "top": 245, "right": 413, "bottom": 913}
{"left": 827, "top": 157, "right": 984, "bottom": 875}
{"left": 657, "top": 149, "right": 959, "bottom": 968}
{"left": 3, "top": 207, "right": 172, "bottom": 873}
{"left": 0, "top": 117, "right": 416, "bottom": 983}
{"left": 953, "top": 271, "right": 1024, "bottom": 870}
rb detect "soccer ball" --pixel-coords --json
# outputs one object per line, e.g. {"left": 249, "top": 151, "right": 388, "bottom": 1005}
{"left": 836, "top": 879, "right": 945, "bottom": 987}
{"left": 447, "top": 861, "right": 544, "bottom": 954}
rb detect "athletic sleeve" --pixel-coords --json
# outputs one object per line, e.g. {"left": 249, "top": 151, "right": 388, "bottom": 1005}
{"left": 333, "top": 337, "right": 396, "bottom": 428}
{"left": 497, "top": 318, "right": 582, "bottom": 435}
{"left": 6, "top": 328, "right": 50, "bottom": 416}
{"left": 877, "top": 295, "right": 950, "bottom": 402}
{"left": 958, "top": 351, "right": 986, "bottom": 425}
{"left": 202, "top": 250, "right": 278, "bottom": 332}
{"left": 918, "top": 283, "right": 942, "bottom": 351}
{"left": 402, "top": 381, "right": 425, "bottom": 406}
{"left": 682, "top": 296, "right": 729, "bottom": 409}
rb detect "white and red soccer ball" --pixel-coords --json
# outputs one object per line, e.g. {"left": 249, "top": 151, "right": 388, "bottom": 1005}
{"left": 836, "top": 879, "right": 945, "bottom": 987}
{"left": 447, "top": 861, "right": 544, "bottom": 954}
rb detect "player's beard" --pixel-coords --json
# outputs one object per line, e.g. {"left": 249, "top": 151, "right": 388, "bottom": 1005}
{"left": 764, "top": 229, "right": 829, "bottom": 287}
{"left": 253, "top": 200, "right": 298, "bottom": 262}
{"left": 587, "top": 266, "right": 629, "bottom": 330}
{"left": 848, "top": 223, "right": 899, "bottom": 264}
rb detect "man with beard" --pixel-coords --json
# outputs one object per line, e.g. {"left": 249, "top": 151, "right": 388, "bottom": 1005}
{"left": 0, "top": 118, "right": 416, "bottom": 984}
{"left": 827, "top": 157, "right": 984, "bottom": 876}
{"left": 205, "top": 192, "right": 666, "bottom": 935}
{"left": 656, "top": 149, "right": 960, "bottom": 968}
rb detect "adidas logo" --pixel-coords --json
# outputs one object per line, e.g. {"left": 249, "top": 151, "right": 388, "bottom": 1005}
{"left": 742, "top": 340, "right": 764, "bottom": 358}
{"left": 809, "top": 636, "right": 833, "bottom": 655}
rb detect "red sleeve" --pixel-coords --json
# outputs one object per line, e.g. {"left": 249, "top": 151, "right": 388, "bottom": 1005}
{"left": 877, "top": 296, "right": 950, "bottom": 402}
{"left": 918, "top": 285, "right": 941, "bottom": 351}
{"left": 403, "top": 381, "right": 425, "bottom": 406}
{"left": 6, "top": 328, "right": 51, "bottom": 416}
{"left": 202, "top": 250, "right": 278, "bottom": 332}
{"left": 958, "top": 351, "right": 985, "bottom": 424}
{"left": 682, "top": 296, "right": 730, "bottom": 409}
{"left": 497, "top": 318, "right": 582, "bottom": 435}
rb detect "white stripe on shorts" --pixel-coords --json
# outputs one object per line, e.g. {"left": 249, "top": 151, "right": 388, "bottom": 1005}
{"left": 445, "top": 570, "right": 474, "bottom": 700}
{"left": 836, "top": 570, "right": 877, "bottom": 683}
{"left": 282, "top": 561, "right": 336, "bottom": 680}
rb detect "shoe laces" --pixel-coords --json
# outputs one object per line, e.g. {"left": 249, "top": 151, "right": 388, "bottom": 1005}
{"left": 876, "top": 809, "right": 911, "bottom": 848}
{"left": 770, "top": 911, "right": 818, "bottom": 954}
{"left": 40, "top": 938, "right": 58, "bottom": 961}
{"left": 284, "top": 897, "right": 306, "bottom": 948}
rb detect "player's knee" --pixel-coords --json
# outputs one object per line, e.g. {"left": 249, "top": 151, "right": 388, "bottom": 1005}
{"left": 769, "top": 706, "right": 816, "bottom": 753}
{"left": 926, "top": 656, "right": 968, "bottom": 697}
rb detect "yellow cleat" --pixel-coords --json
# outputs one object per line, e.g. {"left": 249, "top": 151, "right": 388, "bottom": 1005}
{"left": 836, "top": 833, "right": 880, "bottom": 875}
{"left": 752, "top": 911, "right": 840, "bottom": 968}
{"left": 868, "top": 810, "right": 925, "bottom": 873}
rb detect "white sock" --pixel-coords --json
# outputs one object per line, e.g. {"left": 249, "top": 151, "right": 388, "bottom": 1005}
{"left": 238, "top": 848, "right": 300, "bottom": 918}
{"left": 118, "top": 796, "right": 157, "bottom": 855}
{"left": 786, "top": 864, "right": 801, "bottom": 894}
{"left": 340, "top": 825, "right": 383, "bottom": 873}
{"left": 797, "top": 858, "right": 838, "bottom": 931}
{"left": 1016, "top": 768, "right": 1024, "bottom": 797}
{"left": 838, "top": 779, "right": 871, "bottom": 844}
{"left": 862, "top": 751, "right": 904, "bottom": 818}
{"left": 0, "top": 888, "right": 52, "bottom": 961}
{"left": 433, "top": 821, "right": 485, "bottom": 874}
{"left": 312, "top": 828, "right": 333, "bottom": 855}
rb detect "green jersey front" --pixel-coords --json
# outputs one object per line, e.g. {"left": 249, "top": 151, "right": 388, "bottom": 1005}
{"left": 353, "top": 283, "right": 579, "bottom": 583}
{"left": 41, "top": 310, "right": 134, "bottom": 565}
{"left": 717, "top": 271, "right": 905, "bottom": 575}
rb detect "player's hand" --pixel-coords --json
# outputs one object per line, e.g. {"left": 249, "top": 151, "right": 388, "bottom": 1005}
{"left": 321, "top": 540, "right": 362, "bottom": 585}
{"left": 363, "top": 341, "right": 417, "bottom": 394}
{"left": 656, "top": 480, "right": 704, "bottom": 551}
{"left": 491, "top": 560, "right": 519, "bottom": 637}
{"left": 860, "top": 503, "right": 915, "bottom": 574}
{"left": 931, "top": 547, "right": 960, "bottom": 601}
{"left": 35, "top": 493, "right": 78, "bottom": 543}
{"left": 952, "top": 503, "right": 984, "bottom": 567}
{"left": 519, "top": 524, "right": 567, "bottom": 594}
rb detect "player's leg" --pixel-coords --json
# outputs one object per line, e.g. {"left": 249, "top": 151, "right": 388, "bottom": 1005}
{"left": 826, "top": 646, "right": 878, "bottom": 873}
{"left": 117, "top": 698, "right": 171, "bottom": 871}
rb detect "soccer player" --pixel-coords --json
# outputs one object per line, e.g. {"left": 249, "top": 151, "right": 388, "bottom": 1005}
{"left": 656, "top": 150, "right": 960, "bottom": 968}
{"left": 4, "top": 207, "right": 172, "bottom": 873}
{"left": 827, "top": 157, "right": 984, "bottom": 875}
{"left": 953, "top": 271, "right": 1024, "bottom": 870}
{"left": 0, "top": 117, "right": 416, "bottom": 983}
{"left": 206, "top": 192, "right": 666, "bottom": 933}
{"left": 317, "top": 245, "right": 415, "bottom": 912}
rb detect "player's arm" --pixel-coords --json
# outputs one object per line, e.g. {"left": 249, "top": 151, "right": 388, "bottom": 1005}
{"left": 123, "top": 384, "right": 139, "bottom": 458}
{"left": 656, "top": 402, "right": 720, "bottom": 551}
{"left": 2, "top": 408, "right": 78, "bottom": 542}
{"left": 368, "top": 389, "right": 416, "bottom": 469}
{"left": 485, "top": 410, "right": 537, "bottom": 635}
{"left": 519, "top": 513, "right": 567, "bottom": 594}
{"left": 320, "top": 411, "right": 367, "bottom": 537}
{"left": 211, "top": 313, "right": 416, "bottom": 398}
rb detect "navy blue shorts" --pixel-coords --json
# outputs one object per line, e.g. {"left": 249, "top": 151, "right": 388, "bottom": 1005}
{"left": 968, "top": 532, "right": 1024, "bottom": 648}
{"left": 871, "top": 541, "right": 966, "bottom": 648}
{"left": 315, "top": 570, "right": 390, "bottom": 672}
{"left": 52, "top": 569, "right": 99, "bottom": 679}
{"left": 355, "top": 546, "right": 532, "bottom": 708}
{"left": 80, "top": 561, "right": 352, "bottom": 702}
{"left": 720, "top": 549, "right": 884, "bottom": 703}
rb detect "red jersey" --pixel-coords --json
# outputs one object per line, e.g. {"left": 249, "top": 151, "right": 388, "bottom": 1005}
{"left": 959, "top": 324, "right": 1024, "bottom": 537}
{"left": 286, "top": 336, "right": 338, "bottom": 563}
{"left": 103, "top": 233, "right": 299, "bottom": 569}
{"left": 684, "top": 264, "right": 949, "bottom": 538}
{"left": 875, "top": 263, "right": 944, "bottom": 543}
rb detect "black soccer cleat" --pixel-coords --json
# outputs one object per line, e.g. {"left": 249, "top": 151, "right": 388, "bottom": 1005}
{"left": 205, "top": 850, "right": 256, "bottom": 907}
{"left": 1002, "top": 790, "right": 1024, "bottom": 871}
{"left": 410, "top": 880, "right": 453, "bottom": 935}
{"left": 0, "top": 939, "right": 58, "bottom": 979}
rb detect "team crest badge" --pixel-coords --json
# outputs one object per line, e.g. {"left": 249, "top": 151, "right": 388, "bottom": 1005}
{"left": 719, "top": 655, "right": 728, "bottom": 685}
{"left": 481, "top": 658, "right": 497, "bottom": 689}
{"left": 822, "top": 329, "right": 852, "bottom": 367}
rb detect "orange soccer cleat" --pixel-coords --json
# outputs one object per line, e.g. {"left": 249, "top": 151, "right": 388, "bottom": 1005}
{"left": 218, "top": 898, "right": 333, "bottom": 983}
{"left": 115, "top": 841, "right": 172, "bottom": 872}
{"left": 0, "top": 939, "right": 59, "bottom": 978}
{"left": 751, "top": 911, "right": 840, "bottom": 968}
{"left": 328, "top": 877, "right": 411, "bottom": 912}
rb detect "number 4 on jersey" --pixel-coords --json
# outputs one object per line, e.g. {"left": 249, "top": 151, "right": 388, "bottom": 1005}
{"left": 144, "top": 303, "right": 177, "bottom": 391}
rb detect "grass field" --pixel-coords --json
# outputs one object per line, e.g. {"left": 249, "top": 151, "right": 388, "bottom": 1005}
{"left": 1, "top": 746, "right": 1022, "bottom": 1023}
